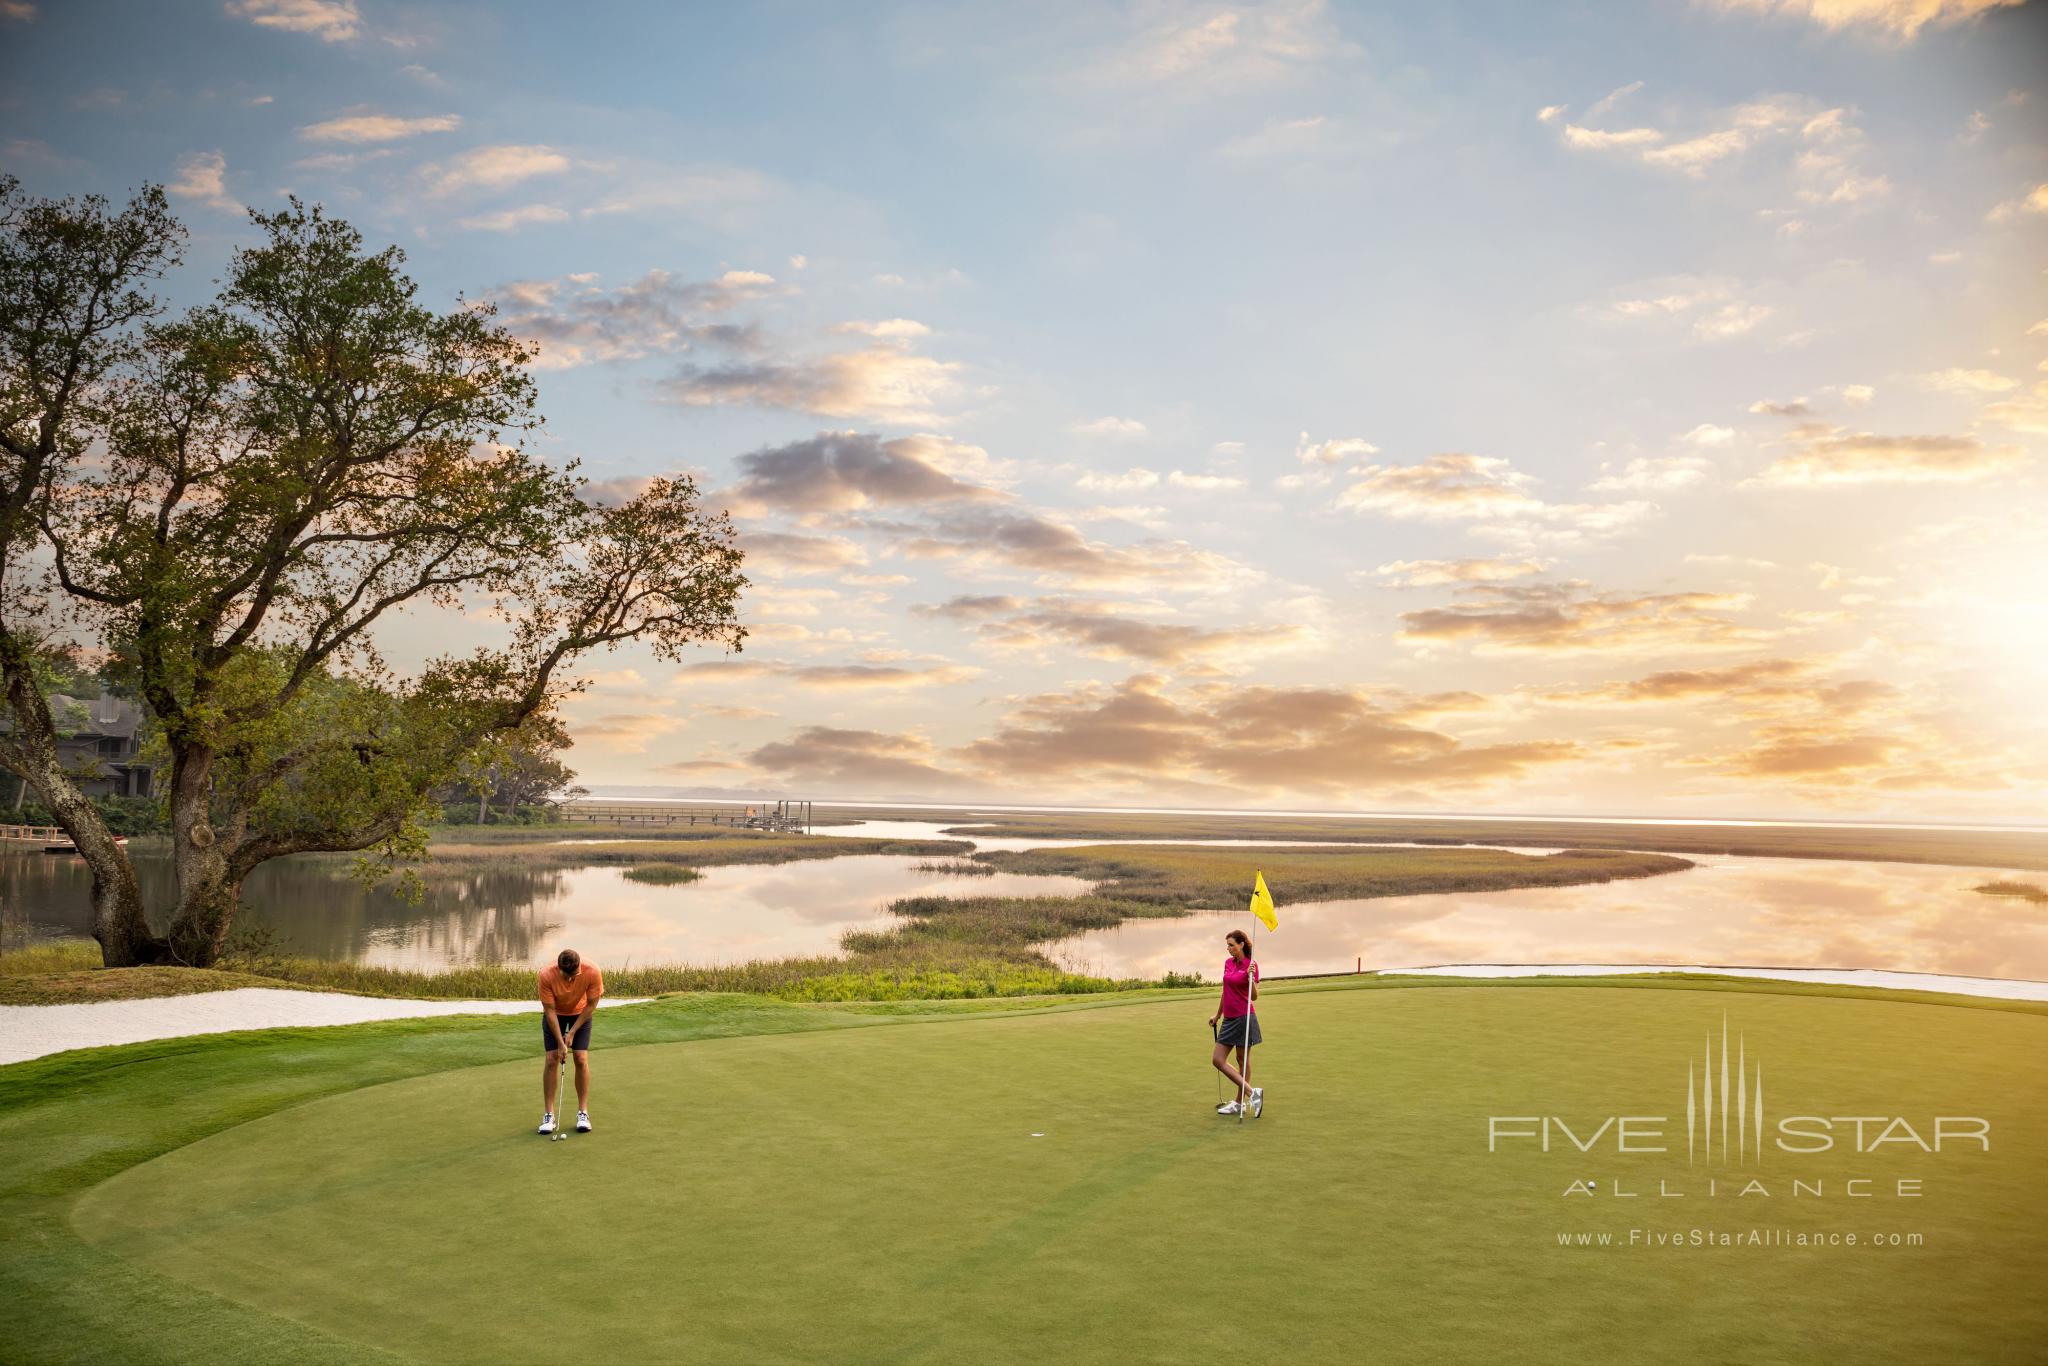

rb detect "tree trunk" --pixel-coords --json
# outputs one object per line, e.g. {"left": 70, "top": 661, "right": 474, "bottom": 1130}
{"left": 161, "top": 745, "right": 239, "bottom": 967}
{"left": 0, "top": 662, "right": 164, "bottom": 963}
{"left": 165, "top": 866, "right": 242, "bottom": 967}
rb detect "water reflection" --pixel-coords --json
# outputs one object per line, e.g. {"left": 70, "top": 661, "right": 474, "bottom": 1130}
{"left": 1048, "top": 855, "right": 2048, "bottom": 983}
{"left": 0, "top": 850, "right": 1090, "bottom": 970}
{"left": 6, "top": 841, "right": 2044, "bottom": 984}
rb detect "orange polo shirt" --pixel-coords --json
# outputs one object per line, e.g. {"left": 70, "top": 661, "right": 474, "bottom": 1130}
{"left": 538, "top": 962, "right": 604, "bottom": 1016}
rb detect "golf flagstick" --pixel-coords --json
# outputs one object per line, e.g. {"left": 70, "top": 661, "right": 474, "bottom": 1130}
{"left": 1238, "top": 914, "right": 1254, "bottom": 1126}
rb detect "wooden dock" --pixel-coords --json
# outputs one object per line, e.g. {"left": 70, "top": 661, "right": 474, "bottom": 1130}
{"left": 559, "top": 800, "right": 814, "bottom": 834}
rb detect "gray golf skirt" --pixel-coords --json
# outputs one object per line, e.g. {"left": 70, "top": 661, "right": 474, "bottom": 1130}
{"left": 1216, "top": 1013, "right": 1262, "bottom": 1048}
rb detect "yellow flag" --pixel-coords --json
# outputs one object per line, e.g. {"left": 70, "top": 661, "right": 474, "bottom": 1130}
{"left": 1249, "top": 870, "right": 1277, "bottom": 932}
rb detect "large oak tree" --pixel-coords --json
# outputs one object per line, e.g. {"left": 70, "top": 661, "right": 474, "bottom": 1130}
{"left": 0, "top": 180, "right": 745, "bottom": 965}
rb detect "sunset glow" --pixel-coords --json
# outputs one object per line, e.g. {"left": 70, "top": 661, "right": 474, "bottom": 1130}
{"left": 7, "top": 0, "right": 2045, "bottom": 818}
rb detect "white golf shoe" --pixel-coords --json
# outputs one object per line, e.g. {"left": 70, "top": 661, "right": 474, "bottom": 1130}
{"left": 1216, "top": 1100, "right": 1242, "bottom": 1116}
{"left": 537, "top": 1112, "right": 556, "bottom": 1135}
{"left": 576, "top": 1111, "right": 592, "bottom": 1133}
{"left": 1249, "top": 1088, "right": 1264, "bottom": 1118}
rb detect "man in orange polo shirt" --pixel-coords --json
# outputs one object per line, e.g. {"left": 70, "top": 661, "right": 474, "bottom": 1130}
{"left": 537, "top": 948, "right": 604, "bottom": 1134}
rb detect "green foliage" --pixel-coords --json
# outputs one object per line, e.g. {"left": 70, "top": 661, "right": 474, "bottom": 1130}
{"left": 10, "top": 794, "right": 167, "bottom": 834}
{"left": 435, "top": 802, "right": 563, "bottom": 826}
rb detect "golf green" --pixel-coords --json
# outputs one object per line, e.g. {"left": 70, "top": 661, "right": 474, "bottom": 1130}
{"left": 66, "top": 984, "right": 2048, "bottom": 1364}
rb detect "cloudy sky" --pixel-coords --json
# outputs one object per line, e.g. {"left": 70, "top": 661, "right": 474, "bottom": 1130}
{"left": 6, "top": 0, "right": 2047, "bottom": 819}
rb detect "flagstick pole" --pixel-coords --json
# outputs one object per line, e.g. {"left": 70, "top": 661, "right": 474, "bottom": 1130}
{"left": 1239, "top": 887, "right": 1256, "bottom": 1126}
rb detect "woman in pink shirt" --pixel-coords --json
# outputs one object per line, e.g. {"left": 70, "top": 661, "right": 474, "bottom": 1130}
{"left": 1208, "top": 928, "right": 1264, "bottom": 1118}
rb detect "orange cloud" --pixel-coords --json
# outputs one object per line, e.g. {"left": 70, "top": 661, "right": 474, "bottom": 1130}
{"left": 1399, "top": 583, "right": 1767, "bottom": 655}
{"left": 1752, "top": 428, "right": 2030, "bottom": 485}
{"left": 917, "top": 595, "right": 1304, "bottom": 665}
{"left": 954, "top": 676, "right": 1582, "bottom": 795}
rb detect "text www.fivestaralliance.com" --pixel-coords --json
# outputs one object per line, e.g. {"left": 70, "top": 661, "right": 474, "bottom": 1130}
{"left": 1555, "top": 1230, "right": 1926, "bottom": 1249}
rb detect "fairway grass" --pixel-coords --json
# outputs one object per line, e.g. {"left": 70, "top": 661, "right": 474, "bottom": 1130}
{"left": 11, "top": 980, "right": 2042, "bottom": 1364}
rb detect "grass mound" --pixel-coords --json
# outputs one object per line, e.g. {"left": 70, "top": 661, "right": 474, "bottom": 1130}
{"left": 0, "top": 940, "right": 301, "bottom": 1006}
{"left": 620, "top": 864, "right": 703, "bottom": 886}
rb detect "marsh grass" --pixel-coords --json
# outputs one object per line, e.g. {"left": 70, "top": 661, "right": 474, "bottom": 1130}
{"left": 201, "top": 946, "right": 1137, "bottom": 1002}
{"left": 1975, "top": 879, "right": 2048, "bottom": 904}
{"left": 622, "top": 864, "right": 704, "bottom": 886}
{"left": 389, "top": 832, "right": 968, "bottom": 876}
{"left": 0, "top": 939, "right": 102, "bottom": 977}
{"left": 972, "top": 843, "right": 1692, "bottom": 909}
{"left": 909, "top": 860, "right": 998, "bottom": 876}
{"left": 930, "top": 811, "right": 2048, "bottom": 872}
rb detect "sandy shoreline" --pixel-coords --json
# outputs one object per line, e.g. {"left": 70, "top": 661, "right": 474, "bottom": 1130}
{"left": 0, "top": 990, "right": 647, "bottom": 1067}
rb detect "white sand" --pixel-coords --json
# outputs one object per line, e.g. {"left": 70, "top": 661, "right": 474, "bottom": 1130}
{"left": 1379, "top": 963, "right": 2048, "bottom": 1001}
{"left": 0, "top": 990, "right": 647, "bottom": 1067}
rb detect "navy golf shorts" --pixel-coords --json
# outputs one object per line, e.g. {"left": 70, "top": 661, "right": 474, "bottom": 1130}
{"left": 544, "top": 1012, "right": 593, "bottom": 1052}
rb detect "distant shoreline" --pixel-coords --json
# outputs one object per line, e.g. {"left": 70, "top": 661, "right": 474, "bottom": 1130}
{"left": 577, "top": 793, "right": 2048, "bottom": 837}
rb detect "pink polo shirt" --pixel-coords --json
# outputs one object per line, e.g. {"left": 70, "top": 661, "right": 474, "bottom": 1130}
{"left": 1220, "top": 957, "right": 1259, "bottom": 1018}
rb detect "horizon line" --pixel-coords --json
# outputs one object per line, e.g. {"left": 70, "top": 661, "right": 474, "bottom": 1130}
{"left": 572, "top": 789, "right": 2048, "bottom": 836}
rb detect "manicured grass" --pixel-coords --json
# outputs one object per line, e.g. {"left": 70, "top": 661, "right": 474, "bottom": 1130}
{"left": 919, "top": 808, "right": 2048, "bottom": 871}
{"left": 12, "top": 978, "right": 2044, "bottom": 1364}
{"left": 976, "top": 842, "right": 1691, "bottom": 907}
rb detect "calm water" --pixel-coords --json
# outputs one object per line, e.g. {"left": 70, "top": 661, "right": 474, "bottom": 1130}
{"left": 1045, "top": 853, "right": 2048, "bottom": 984}
{"left": 3, "top": 825, "right": 2043, "bottom": 983}
{"left": 0, "top": 849, "right": 1091, "bottom": 970}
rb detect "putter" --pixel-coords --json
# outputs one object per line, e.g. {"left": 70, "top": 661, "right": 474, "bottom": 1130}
{"left": 1212, "top": 1019, "right": 1223, "bottom": 1112}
